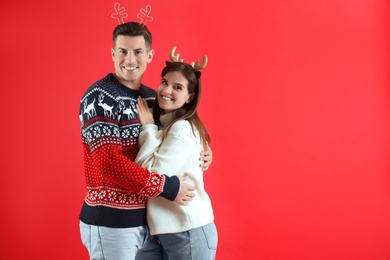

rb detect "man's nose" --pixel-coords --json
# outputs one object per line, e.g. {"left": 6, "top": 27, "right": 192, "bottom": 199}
{"left": 125, "top": 53, "right": 135, "bottom": 62}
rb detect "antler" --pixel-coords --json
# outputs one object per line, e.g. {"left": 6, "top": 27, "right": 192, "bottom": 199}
{"left": 169, "top": 46, "right": 208, "bottom": 71}
{"left": 170, "top": 46, "right": 183, "bottom": 62}
{"left": 191, "top": 55, "right": 208, "bottom": 71}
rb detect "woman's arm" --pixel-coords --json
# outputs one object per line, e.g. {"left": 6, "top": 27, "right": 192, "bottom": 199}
{"left": 135, "top": 97, "right": 162, "bottom": 169}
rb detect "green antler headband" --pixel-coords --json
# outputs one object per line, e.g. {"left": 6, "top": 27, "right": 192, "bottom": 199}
{"left": 169, "top": 46, "right": 208, "bottom": 71}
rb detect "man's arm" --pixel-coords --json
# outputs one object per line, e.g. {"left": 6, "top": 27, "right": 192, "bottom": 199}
{"left": 175, "top": 176, "right": 195, "bottom": 206}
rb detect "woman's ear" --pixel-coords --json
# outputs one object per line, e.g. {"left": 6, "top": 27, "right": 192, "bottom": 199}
{"left": 186, "top": 93, "right": 195, "bottom": 104}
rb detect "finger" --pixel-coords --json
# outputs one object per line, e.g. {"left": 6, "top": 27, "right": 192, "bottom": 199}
{"left": 141, "top": 97, "right": 148, "bottom": 108}
{"left": 186, "top": 184, "right": 195, "bottom": 191}
{"left": 187, "top": 193, "right": 195, "bottom": 199}
{"left": 176, "top": 198, "right": 187, "bottom": 206}
{"left": 179, "top": 175, "right": 189, "bottom": 181}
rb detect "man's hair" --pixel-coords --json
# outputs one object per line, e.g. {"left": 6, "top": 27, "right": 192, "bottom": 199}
{"left": 113, "top": 22, "right": 152, "bottom": 50}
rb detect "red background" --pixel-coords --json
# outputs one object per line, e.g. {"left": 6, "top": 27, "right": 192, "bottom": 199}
{"left": 1, "top": 0, "right": 389, "bottom": 259}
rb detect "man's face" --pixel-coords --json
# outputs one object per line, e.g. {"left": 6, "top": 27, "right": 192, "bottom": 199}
{"left": 112, "top": 35, "right": 154, "bottom": 89}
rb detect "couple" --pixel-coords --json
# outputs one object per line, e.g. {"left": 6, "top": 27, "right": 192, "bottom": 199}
{"left": 78, "top": 21, "right": 217, "bottom": 259}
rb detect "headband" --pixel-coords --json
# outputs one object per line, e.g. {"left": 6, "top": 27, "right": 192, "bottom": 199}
{"left": 169, "top": 46, "right": 208, "bottom": 71}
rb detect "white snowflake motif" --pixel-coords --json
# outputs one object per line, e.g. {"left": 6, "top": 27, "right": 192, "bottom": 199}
{"left": 86, "top": 131, "right": 93, "bottom": 142}
{"left": 132, "top": 127, "right": 140, "bottom": 137}
{"left": 108, "top": 191, "right": 117, "bottom": 202}
{"left": 93, "top": 126, "right": 101, "bottom": 137}
{"left": 102, "top": 126, "right": 111, "bottom": 135}
{"left": 138, "top": 195, "right": 145, "bottom": 203}
{"left": 121, "top": 129, "right": 130, "bottom": 138}
{"left": 119, "top": 194, "right": 127, "bottom": 203}
{"left": 146, "top": 187, "right": 156, "bottom": 194}
{"left": 89, "top": 191, "right": 99, "bottom": 201}
{"left": 113, "top": 128, "right": 120, "bottom": 137}
{"left": 151, "top": 176, "right": 160, "bottom": 185}
{"left": 98, "top": 190, "right": 106, "bottom": 200}
{"left": 129, "top": 194, "right": 137, "bottom": 204}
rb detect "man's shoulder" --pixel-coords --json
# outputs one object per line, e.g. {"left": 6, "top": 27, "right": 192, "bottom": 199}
{"left": 81, "top": 74, "right": 120, "bottom": 100}
{"left": 140, "top": 84, "right": 157, "bottom": 98}
{"left": 89, "top": 74, "right": 115, "bottom": 90}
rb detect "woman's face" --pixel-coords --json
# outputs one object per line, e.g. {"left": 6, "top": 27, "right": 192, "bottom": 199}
{"left": 157, "top": 71, "right": 193, "bottom": 113}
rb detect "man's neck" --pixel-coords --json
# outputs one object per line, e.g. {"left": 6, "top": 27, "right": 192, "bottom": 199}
{"left": 113, "top": 73, "right": 142, "bottom": 90}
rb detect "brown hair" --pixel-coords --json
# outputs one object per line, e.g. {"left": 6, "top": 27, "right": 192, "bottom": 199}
{"left": 112, "top": 22, "right": 152, "bottom": 51}
{"left": 153, "top": 62, "right": 210, "bottom": 149}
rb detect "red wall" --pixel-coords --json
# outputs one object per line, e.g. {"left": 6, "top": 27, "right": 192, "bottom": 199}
{"left": 1, "top": 0, "right": 389, "bottom": 259}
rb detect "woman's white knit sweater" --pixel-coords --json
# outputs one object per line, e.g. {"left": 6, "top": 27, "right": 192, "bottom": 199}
{"left": 135, "top": 113, "right": 214, "bottom": 235}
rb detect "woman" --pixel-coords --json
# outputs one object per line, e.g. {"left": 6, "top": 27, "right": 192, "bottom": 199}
{"left": 135, "top": 56, "right": 217, "bottom": 259}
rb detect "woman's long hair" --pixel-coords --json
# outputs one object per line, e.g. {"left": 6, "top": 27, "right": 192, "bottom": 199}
{"left": 153, "top": 61, "right": 210, "bottom": 149}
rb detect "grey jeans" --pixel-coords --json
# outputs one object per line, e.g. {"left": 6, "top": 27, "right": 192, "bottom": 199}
{"left": 156, "top": 222, "right": 218, "bottom": 260}
{"left": 79, "top": 221, "right": 163, "bottom": 260}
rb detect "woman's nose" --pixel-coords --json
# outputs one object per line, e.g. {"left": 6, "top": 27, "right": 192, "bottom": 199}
{"left": 163, "top": 86, "right": 172, "bottom": 94}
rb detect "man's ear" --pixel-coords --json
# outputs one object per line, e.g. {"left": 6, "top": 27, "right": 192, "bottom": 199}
{"left": 147, "top": 49, "right": 154, "bottom": 63}
{"left": 111, "top": 48, "right": 115, "bottom": 61}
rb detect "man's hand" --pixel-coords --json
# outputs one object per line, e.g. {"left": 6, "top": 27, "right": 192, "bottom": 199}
{"left": 136, "top": 96, "right": 154, "bottom": 126}
{"left": 174, "top": 176, "right": 195, "bottom": 206}
{"left": 199, "top": 142, "right": 213, "bottom": 171}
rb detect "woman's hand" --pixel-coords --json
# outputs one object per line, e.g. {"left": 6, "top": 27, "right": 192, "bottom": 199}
{"left": 136, "top": 97, "right": 155, "bottom": 126}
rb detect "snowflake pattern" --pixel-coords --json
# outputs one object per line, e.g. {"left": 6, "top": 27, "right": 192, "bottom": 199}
{"left": 86, "top": 132, "right": 93, "bottom": 143}
{"left": 121, "top": 129, "right": 130, "bottom": 138}
{"left": 102, "top": 126, "right": 111, "bottom": 135}
{"left": 132, "top": 127, "right": 140, "bottom": 137}
{"left": 113, "top": 128, "right": 120, "bottom": 137}
{"left": 119, "top": 194, "right": 127, "bottom": 203}
{"left": 93, "top": 126, "right": 101, "bottom": 138}
{"left": 98, "top": 190, "right": 106, "bottom": 199}
{"left": 129, "top": 194, "right": 137, "bottom": 204}
{"left": 151, "top": 176, "right": 160, "bottom": 185}
{"left": 108, "top": 191, "right": 117, "bottom": 202}
{"left": 86, "top": 187, "right": 149, "bottom": 208}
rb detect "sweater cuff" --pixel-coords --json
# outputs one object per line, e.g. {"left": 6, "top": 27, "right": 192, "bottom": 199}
{"left": 159, "top": 175, "right": 180, "bottom": 201}
{"left": 141, "top": 124, "right": 158, "bottom": 131}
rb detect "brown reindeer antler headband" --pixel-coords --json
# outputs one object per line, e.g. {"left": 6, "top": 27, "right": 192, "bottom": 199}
{"left": 169, "top": 46, "right": 208, "bottom": 71}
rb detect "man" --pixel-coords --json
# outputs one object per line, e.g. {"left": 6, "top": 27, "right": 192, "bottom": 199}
{"left": 79, "top": 22, "right": 212, "bottom": 259}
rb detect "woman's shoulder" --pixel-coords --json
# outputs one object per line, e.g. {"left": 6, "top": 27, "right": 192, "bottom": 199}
{"left": 168, "top": 120, "right": 194, "bottom": 137}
